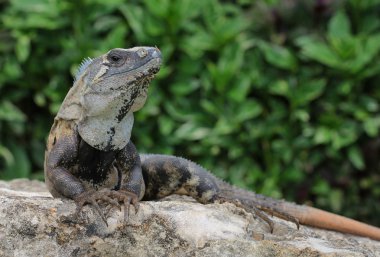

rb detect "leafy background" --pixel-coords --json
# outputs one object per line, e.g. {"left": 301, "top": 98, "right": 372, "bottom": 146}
{"left": 1, "top": 0, "right": 380, "bottom": 225}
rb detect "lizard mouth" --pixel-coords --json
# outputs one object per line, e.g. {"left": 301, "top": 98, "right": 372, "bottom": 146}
{"left": 131, "top": 57, "right": 161, "bottom": 86}
{"left": 137, "top": 57, "right": 161, "bottom": 77}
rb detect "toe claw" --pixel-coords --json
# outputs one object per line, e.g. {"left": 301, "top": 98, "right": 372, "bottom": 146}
{"left": 124, "top": 197, "right": 131, "bottom": 222}
{"left": 91, "top": 199, "right": 108, "bottom": 226}
{"left": 216, "top": 196, "right": 299, "bottom": 233}
{"left": 259, "top": 206, "right": 300, "bottom": 230}
{"left": 73, "top": 189, "right": 140, "bottom": 225}
{"left": 134, "top": 202, "right": 140, "bottom": 214}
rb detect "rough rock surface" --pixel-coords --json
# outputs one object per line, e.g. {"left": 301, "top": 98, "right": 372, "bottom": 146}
{"left": 0, "top": 179, "right": 379, "bottom": 257}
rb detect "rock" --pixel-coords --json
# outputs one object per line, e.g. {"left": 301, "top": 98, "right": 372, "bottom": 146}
{"left": 0, "top": 179, "right": 379, "bottom": 257}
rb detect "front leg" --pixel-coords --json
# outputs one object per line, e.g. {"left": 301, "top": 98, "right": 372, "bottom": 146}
{"left": 44, "top": 121, "right": 85, "bottom": 199}
{"left": 114, "top": 141, "right": 145, "bottom": 221}
{"left": 45, "top": 121, "right": 122, "bottom": 224}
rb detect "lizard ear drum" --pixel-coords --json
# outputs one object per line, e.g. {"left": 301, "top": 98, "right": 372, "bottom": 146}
{"left": 74, "top": 57, "right": 93, "bottom": 82}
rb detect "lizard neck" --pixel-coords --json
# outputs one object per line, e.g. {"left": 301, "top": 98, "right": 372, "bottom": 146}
{"left": 55, "top": 73, "right": 136, "bottom": 151}
{"left": 78, "top": 112, "right": 134, "bottom": 151}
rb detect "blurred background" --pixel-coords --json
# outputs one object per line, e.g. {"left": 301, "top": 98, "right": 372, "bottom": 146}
{"left": 1, "top": 0, "right": 380, "bottom": 225}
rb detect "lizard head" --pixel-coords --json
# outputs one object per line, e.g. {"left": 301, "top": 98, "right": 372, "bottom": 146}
{"left": 57, "top": 47, "right": 162, "bottom": 151}
{"left": 79, "top": 46, "right": 162, "bottom": 115}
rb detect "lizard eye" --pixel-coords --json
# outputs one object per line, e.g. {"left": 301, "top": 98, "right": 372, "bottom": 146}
{"left": 109, "top": 54, "right": 122, "bottom": 63}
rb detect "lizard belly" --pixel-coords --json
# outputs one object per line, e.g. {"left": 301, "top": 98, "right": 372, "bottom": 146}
{"left": 74, "top": 139, "right": 120, "bottom": 190}
{"left": 74, "top": 164, "right": 119, "bottom": 191}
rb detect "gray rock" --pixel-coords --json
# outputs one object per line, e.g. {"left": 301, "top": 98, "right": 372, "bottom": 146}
{"left": 0, "top": 179, "right": 379, "bottom": 257}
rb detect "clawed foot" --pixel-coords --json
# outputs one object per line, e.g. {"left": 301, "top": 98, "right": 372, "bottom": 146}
{"left": 217, "top": 197, "right": 299, "bottom": 233}
{"left": 73, "top": 189, "right": 139, "bottom": 225}
{"left": 108, "top": 190, "right": 139, "bottom": 222}
{"left": 258, "top": 205, "right": 300, "bottom": 231}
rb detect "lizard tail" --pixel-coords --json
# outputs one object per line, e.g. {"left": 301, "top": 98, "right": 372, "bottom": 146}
{"left": 281, "top": 203, "right": 380, "bottom": 241}
{"left": 216, "top": 180, "right": 380, "bottom": 241}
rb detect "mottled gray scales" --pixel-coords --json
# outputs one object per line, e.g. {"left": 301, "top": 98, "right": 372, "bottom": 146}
{"left": 139, "top": 154, "right": 219, "bottom": 203}
{"left": 44, "top": 47, "right": 380, "bottom": 241}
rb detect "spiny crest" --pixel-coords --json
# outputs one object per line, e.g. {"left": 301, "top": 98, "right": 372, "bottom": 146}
{"left": 74, "top": 57, "right": 93, "bottom": 81}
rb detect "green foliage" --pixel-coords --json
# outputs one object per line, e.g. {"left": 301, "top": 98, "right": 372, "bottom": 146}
{"left": 1, "top": 0, "right": 380, "bottom": 224}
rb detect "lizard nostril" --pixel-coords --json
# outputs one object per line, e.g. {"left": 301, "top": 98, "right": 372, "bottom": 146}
{"left": 151, "top": 49, "right": 161, "bottom": 59}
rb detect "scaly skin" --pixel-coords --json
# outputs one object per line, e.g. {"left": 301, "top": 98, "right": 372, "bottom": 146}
{"left": 140, "top": 154, "right": 380, "bottom": 240}
{"left": 44, "top": 47, "right": 380, "bottom": 241}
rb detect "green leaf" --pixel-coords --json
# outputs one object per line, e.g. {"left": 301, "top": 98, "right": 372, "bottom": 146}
{"left": 348, "top": 146, "right": 365, "bottom": 170}
{"left": 312, "top": 179, "right": 331, "bottom": 195}
{"left": 293, "top": 110, "right": 310, "bottom": 122}
{"left": 0, "top": 143, "right": 31, "bottom": 180}
{"left": 94, "top": 16, "right": 123, "bottom": 33}
{"left": 3, "top": 0, "right": 65, "bottom": 30}
{"left": 175, "top": 122, "right": 211, "bottom": 140}
{"left": 330, "top": 36, "right": 356, "bottom": 60}
{"left": 296, "top": 36, "right": 341, "bottom": 68}
{"left": 103, "top": 25, "right": 128, "bottom": 49}
{"left": 332, "top": 121, "right": 359, "bottom": 150}
{"left": 119, "top": 4, "right": 147, "bottom": 42}
{"left": 353, "top": 34, "right": 380, "bottom": 72}
{"left": 2, "top": 59, "right": 23, "bottom": 79}
{"left": 314, "top": 127, "right": 332, "bottom": 145}
{"left": 200, "top": 100, "right": 219, "bottom": 115}
{"left": 329, "top": 189, "right": 343, "bottom": 212}
{"left": 269, "top": 80, "right": 289, "bottom": 97}
{"left": 227, "top": 76, "right": 251, "bottom": 102}
{"left": 328, "top": 10, "right": 351, "bottom": 40}
{"left": 158, "top": 116, "right": 175, "bottom": 136}
{"left": 15, "top": 35, "right": 30, "bottom": 62}
{"left": 170, "top": 80, "right": 200, "bottom": 96}
{"left": 143, "top": 0, "right": 170, "bottom": 18}
{"left": 214, "top": 117, "right": 236, "bottom": 135}
{"left": 0, "top": 101, "right": 26, "bottom": 122}
{"left": 258, "top": 41, "right": 297, "bottom": 71}
{"left": 292, "top": 79, "right": 326, "bottom": 106}
{"left": 0, "top": 145, "right": 14, "bottom": 166}
{"left": 363, "top": 116, "right": 380, "bottom": 137}
{"left": 182, "top": 30, "right": 214, "bottom": 58}
{"left": 234, "top": 100, "right": 263, "bottom": 122}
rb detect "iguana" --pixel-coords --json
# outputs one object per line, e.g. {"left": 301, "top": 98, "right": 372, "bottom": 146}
{"left": 44, "top": 46, "right": 380, "bottom": 241}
